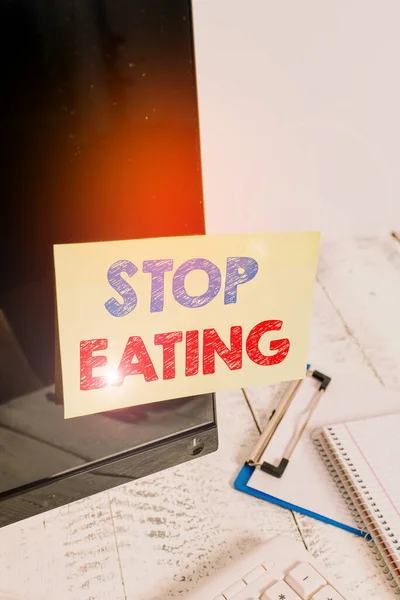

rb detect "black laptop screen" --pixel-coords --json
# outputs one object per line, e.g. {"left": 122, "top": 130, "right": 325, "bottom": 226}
{"left": 0, "top": 0, "right": 213, "bottom": 495}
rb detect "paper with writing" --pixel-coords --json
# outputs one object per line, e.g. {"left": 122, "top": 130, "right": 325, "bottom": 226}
{"left": 54, "top": 232, "right": 320, "bottom": 418}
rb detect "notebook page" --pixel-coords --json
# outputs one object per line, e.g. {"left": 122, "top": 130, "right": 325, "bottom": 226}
{"left": 247, "top": 372, "right": 400, "bottom": 532}
{"left": 346, "top": 414, "right": 400, "bottom": 533}
{"left": 322, "top": 415, "right": 400, "bottom": 583}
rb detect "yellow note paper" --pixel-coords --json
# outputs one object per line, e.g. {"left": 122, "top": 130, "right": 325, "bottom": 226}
{"left": 54, "top": 232, "right": 320, "bottom": 418}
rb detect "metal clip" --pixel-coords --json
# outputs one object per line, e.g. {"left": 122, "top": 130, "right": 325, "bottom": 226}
{"left": 246, "top": 369, "right": 331, "bottom": 478}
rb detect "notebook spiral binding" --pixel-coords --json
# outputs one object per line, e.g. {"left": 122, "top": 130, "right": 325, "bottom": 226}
{"left": 313, "top": 431, "right": 400, "bottom": 594}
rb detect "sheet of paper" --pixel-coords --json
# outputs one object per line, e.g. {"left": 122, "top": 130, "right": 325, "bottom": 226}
{"left": 323, "top": 415, "right": 400, "bottom": 558}
{"left": 247, "top": 370, "right": 400, "bottom": 530}
{"left": 53, "top": 231, "right": 320, "bottom": 418}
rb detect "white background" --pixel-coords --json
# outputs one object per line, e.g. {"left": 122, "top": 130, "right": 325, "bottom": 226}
{"left": 192, "top": 0, "right": 400, "bottom": 236}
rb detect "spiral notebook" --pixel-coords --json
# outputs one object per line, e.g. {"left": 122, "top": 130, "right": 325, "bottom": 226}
{"left": 313, "top": 414, "right": 400, "bottom": 593}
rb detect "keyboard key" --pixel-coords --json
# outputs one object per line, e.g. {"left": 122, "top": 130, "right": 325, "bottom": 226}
{"left": 285, "top": 562, "right": 326, "bottom": 598}
{"left": 261, "top": 559, "right": 275, "bottom": 571}
{"left": 261, "top": 580, "right": 302, "bottom": 599}
{"left": 243, "top": 565, "right": 266, "bottom": 584}
{"left": 222, "top": 579, "right": 246, "bottom": 598}
{"left": 312, "top": 585, "right": 344, "bottom": 600}
{"left": 228, "top": 571, "right": 276, "bottom": 600}
{"left": 214, "top": 596, "right": 226, "bottom": 600}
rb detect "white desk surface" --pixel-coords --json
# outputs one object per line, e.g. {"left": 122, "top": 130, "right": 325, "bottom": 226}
{"left": 1, "top": 235, "right": 399, "bottom": 600}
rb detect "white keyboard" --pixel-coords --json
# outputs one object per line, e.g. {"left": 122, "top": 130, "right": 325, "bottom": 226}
{"left": 184, "top": 536, "right": 358, "bottom": 600}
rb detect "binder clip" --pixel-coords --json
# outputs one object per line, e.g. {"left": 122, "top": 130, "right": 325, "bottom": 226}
{"left": 246, "top": 368, "right": 331, "bottom": 478}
